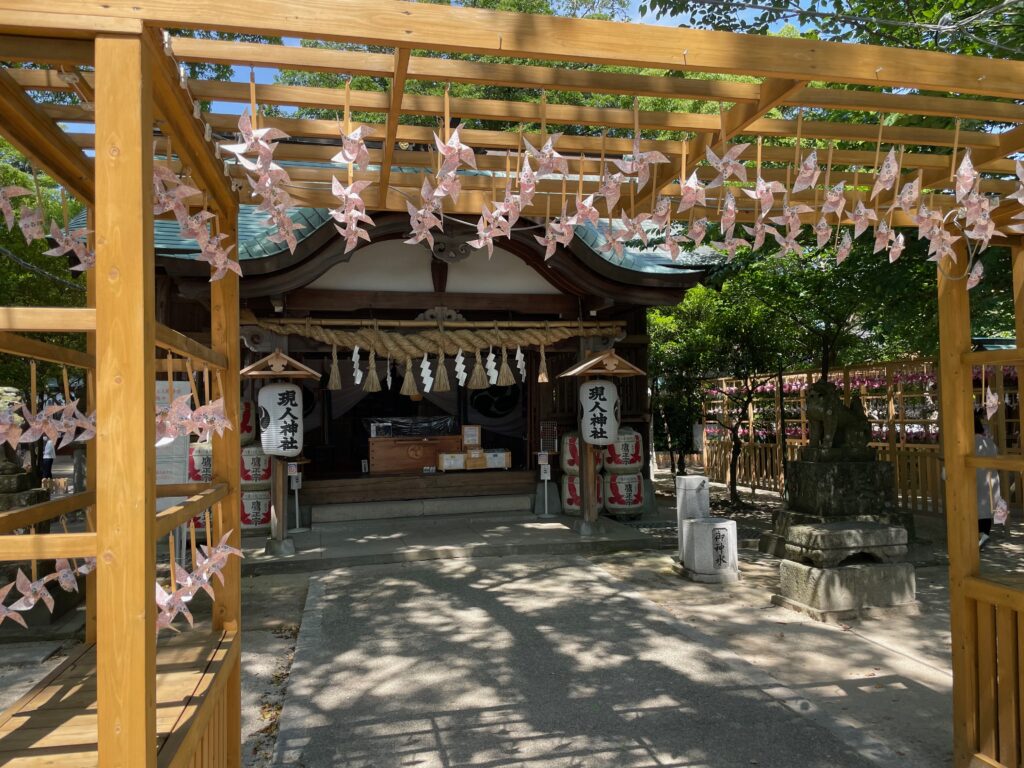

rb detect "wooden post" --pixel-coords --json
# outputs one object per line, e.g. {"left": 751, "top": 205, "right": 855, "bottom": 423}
{"left": 84, "top": 207, "right": 97, "bottom": 646}
{"left": 938, "top": 241, "right": 980, "bottom": 767}
{"left": 210, "top": 201, "right": 241, "bottom": 767}
{"left": 271, "top": 457, "right": 288, "bottom": 542}
{"left": 94, "top": 34, "right": 157, "bottom": 768}
{"left": 1012, "top": 242, "right": 1024, "bottom": 509}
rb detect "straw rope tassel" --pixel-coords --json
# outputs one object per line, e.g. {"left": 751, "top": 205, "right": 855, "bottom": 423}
{"left": 497, "top": 345, "right": 515, "bottom": 387}
{"left": 433, "top": 342, "right": 451, "bottom": 393}
{"left": 400, "top": 356, "right": 419, "bottom": 397}
{"left": 327, "top": 344, "right": 342, "bottom": 391}
{"left": 468, "top": 350, "right": 489, "bottom": 390}
{"left": 538, "top": 345, "right": 549, "bottom": 384}
{"left": 363, "top": 349, "right": 381, "bottom": 393}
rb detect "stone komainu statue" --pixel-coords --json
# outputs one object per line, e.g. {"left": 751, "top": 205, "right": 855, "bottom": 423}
{"left": 802, "top": 381, "right": 873, "bottom": 460}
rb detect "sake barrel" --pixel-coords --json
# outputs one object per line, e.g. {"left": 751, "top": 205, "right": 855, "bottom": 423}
{"left": 238, "top": 399, "right": 258, "bottom": 446}
{"left": 559, "top": 431, "right": 603, "bottom": 476}
{"left": 603, "top": 428, "right": 643, "bottom": 473}
{"left": 241, "top": 488, "right": 272, "bottom": 530}
{"left": 603, "top": 472, "right": 644, "bottom": 513}
{"left": 561, "top": 473, "right": 603, "bottom": 516}
{"left": 187, "top": 442, "right": 214, "bottom": 483}
{"left": 240, "top": 444, "right": 272, "bottom": 489}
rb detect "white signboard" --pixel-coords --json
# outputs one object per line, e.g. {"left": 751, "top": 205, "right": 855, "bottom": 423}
{"left": 579, "top": 379, "right": 620, "bottom": 446}
{"left": 156, "top": 381, "right": 192, "bottom": 512}
{"left": 259, "top": 383, "right": 304, "bottom": 458}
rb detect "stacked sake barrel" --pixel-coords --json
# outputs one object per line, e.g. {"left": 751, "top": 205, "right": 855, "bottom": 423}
{"left": 602, "top": 428, "right": 644, "bottom": 519}
{"left": 559, "top": 431, "right": 602, "bottom": 516}
{"left": 187, "top": 399, "right": 272, "bottom": 530}
{"left": 238, "top": 399, "right": 272, "bottom": 530}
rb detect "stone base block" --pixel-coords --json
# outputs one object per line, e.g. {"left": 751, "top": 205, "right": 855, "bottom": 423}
{"left": 0, "top": 473, "right": 30, "bottom": 494}
{"left": 785, "top": 460, "right": 894, "bottom": 518}
{"left": 785, "top": 521, "right": 908, "bottom": 568}
{"left": 770, "top": 594, "right": 920, "bottom": 624}
{"left": 671, "top": 560, "right": 740, "bottom": 584}
{"left": 774, "top": 560, "right": 917, "bottom": 622}
{"left": 0, "top": 488, "right": 48, "bottom": 512}
{"left": 264, "top": 537, "right": 297, "bottom": 556}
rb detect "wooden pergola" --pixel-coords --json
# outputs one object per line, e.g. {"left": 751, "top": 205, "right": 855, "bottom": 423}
{"left": 0, "top": 1, "right": 1021, "bottom": 765}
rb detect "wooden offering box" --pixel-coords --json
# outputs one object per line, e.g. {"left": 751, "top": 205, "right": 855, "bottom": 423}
{"left": 369, "top": 435, "right": 463, "bottom": 475}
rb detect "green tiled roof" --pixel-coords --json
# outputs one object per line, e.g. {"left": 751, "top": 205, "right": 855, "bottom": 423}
{"left": 69, "top": 204, "right": 715, "bottom": 275}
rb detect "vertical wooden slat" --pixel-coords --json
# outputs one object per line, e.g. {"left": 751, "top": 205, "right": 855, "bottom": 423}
{"left": 95, "top": 34, "right": 157, "bottom": 768}
{"left": 979, "top": 601, "right": 999, "bottom": 758}
{"left": 996, "top": 606, "right": 1019, "bottom": 766}
{"left": 939, "top": 240, "right": 982, "bottom": 767}
{"left": 210, "top": 202, "right": 242, "bottom": 768}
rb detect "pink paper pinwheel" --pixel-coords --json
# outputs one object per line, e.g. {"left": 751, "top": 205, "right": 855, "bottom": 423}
{"left": 199, "top": 531, "right": 244, "bottom": 572}
{"left": 870, "top": 149, "right": 899, "bottom": 200}
{"left": 405, "top": 201, "right": 442, "bottom": 250}
{"left": 518, "top": 157, "right": 538, "bottom": 208}
{"left": 435, "top": 126, "right": 477, "bottom": 175}
{"left": 18, "top": 207, "right": 45, "bottom": 244}
{"left": 836, "top": 230, "right": 854, "bottom": 264}
{"left": 927, "top": 228, "right": 961, "bottom": 263}
{"left": 220, "top": 110, "right": 289, "bottom": 158}
{"left": 769, "top": 204, "right": 812, "bottom": 238}
{"left": 791, "top": 151, "right": 821, "bottom": 194}
{"left": 433, "top": 171, "right": 463, "bottom": 204}
{"left": 821, "top": 181, "right": 847, "bottom": 220}
{"left": 711, "top": 236, "right": 748, "bottom": 262}
{"left": 896, "top": 178, "right": 920, "bottom": 214}
{"left": 497, "top": 183, "right": 522, "bottom": 227}
{"left": 523, "top": 133, "right": 568, "bottom": 177}
{"left": 331, "top": 125, "right": 374, "bottom": 171}
{"left": 0, "top": 185, "right": 31, "bottom": 230}
{"left": 19, "top": 404, "right": 62, "bottom": 445}
{"left": 597, "top": 172, "right": 624, "bottom": 215}
{"left": 767, "top": 225, "right": 804, "bottom": 257}
{"left": 571, "top": 194, "right": 600, "bottom": 229}
{"left": 967, "top": 260, "right": 984, "bottom": 290}
{"left": 814, "top": 217, "right": 833, "bottom": 249}
{"left": 617, "top": 211, "right": 650, "bottom": 247}
{"left": 1008, "top": 159, "right": 1024, "bottom": 205}
{"left": 676, "top": 172, "right": 706, "bottom": 213}
{"left": 10, "top": 569, "right": 54, "bottom": 613}
{"left": 888, "top": 232, "right": 906, "bottom": 263}
{"left": 705, "top": 144, "right": 750, "bottom": 187}
{"left": 0, "top": 406, "right": 23, "bottom": 450}
{"left": 611, "top": 136, "right": 669, "bottom": 191}
{"left": 956, "top": 151, "right": 978, "bottom": 203}
{"left": 174, "top": 562, "right": 216, "bottom": 600}
{"left": 872, "top": 220, "right": 892, "bottom": 254}
{"left": 190, "top": 398, "right": 232, "bottom": 441}
{"left": 850, "top": 201, "right": 878, "bottom": 239}
{"left": 0, "top": 583, "right": 26, "bottom": 628}
{"left": 688, "top": 217, "right": 709, "bottom": 247}
{"left": 743, "top": 220, "right": 768, "bottom": 251}
{"left": 743, "top": 177, "right": 785, "bottom": 217}
{"left": 45, "top": 559, "right": 79, "bottom": 594}
{"left": 155, "top": 582, "right": 193, "bottom": 633}
{"left": 650, "top": 196, "right": 672, "bottom": 230}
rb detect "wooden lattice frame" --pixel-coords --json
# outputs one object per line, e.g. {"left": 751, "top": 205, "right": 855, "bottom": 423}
{"left": 0, "top": 2, "right": 1022, "bottom": 767}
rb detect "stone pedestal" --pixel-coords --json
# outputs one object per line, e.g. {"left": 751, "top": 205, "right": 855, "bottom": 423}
{"left": 772, "top": 560, "right": 917, "bottom": 623}
{"left": 0, "top": 462, "right": 47, "bottom": 512}
{"left": 784, "top": 521, "right": 907, "bottom": 568}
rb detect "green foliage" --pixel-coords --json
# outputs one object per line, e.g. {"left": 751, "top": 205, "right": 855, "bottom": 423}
{"left": 0, "top": 138, "right": 87, "bottom": 403}
{"left": 638, "top": 0, "right": 1023, "bottom": 60}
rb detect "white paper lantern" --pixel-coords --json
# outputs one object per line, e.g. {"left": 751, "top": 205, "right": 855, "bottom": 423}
{"left": 258, "top": 383, "right": 304, "bottom": 457}
{"left": 578, "top": 379, "right": 620, "bottom": 446}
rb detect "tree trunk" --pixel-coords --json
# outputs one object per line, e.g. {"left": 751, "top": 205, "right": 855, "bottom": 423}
{"left": 729, "top": 424, "right": 742, "bottom": 504}
{"left": 777, "top": 371, "right": 788, "bottom": 487}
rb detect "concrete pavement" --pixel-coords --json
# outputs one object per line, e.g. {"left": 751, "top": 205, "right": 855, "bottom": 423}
{"left": 274, "top": 555, "right": 880, "bottom": 768}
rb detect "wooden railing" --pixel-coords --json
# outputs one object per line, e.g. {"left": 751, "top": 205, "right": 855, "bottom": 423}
{"left": 963, "top": 577, "right": 1024, "bottom": 768}
{"left": 703, "top": 440, "right": 948, "bottom": 514}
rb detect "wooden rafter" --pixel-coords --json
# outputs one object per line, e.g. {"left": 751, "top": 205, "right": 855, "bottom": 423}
{"left": 704, "top": 77, "right": 808, "bottom": 157}
{"left": 3, "top": 0, "right": 1022, "bottom": 98}
{"left": 0, "top": 33, "right": 91, "bottom": 65}
{"left": 0, "top": 67, "right": 93, "bottom": 203}
{"left": 143, "top": 30, "right": 235, "bottom": 220}
{"left": 919, "top": 123, "right": 1024, "bottom": 194}
{"left": 376, "top": 46, "right": 409, "bottom": 207}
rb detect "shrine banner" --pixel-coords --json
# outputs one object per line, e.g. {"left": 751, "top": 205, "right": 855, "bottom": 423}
{"left": 579, "top": 379, "right": 620, "bottom": 446}
{"left": 258, "top": 383, "right": 304, "bottom": 457}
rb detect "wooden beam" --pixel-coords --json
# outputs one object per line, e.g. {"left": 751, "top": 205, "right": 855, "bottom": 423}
{"left": 169, "top": 37, "right": 1024, "bottom": 125}
{"left": 0, "top": 9, "right": 142, "bottom": 36}
{"left": 143, "top": 30, "right": 235, "bottom": 223}
{"left": 44, "top": 98, "right": 1001, "bottom": 151}
{"left": 285, "top": 288, "right": 580, "bottom": 315}
{"left": 18, "top": 0, "right": 1023, "bottom": 98}
{"left": 170, "top": 36, "right": 761, "bottom": 103}
{"left": 0, "top": 34, "right": 92, "bottom": 65}
{"left": 153, "top": 484, "right": 228, "bottom": 539}
{"left": 94, "top": 33, "right": 157, "bottom": 768}
{"left": 0, "top": 490, "right": 96, "bottom": 534}
{"left": 0, "top": 67, "right": 94, "bottom": 204}
{"left": 0, "top": 331, "right": 93, "bottom": 368}
{"left": 712, "top": 77, "right": 807, "bottom": 152}
{"left": 936, "top": 240, "right": 980, "bottom": 766}
{"left": 0, "top": 307, "right": 95, "bottom": 332}
{"left": 378, "top": 47, "right": 410, "bottom": 207}
{"left": 0, "top": 531, "right": 96, "bottom": 559}
{"left": 155, "top": 323, "right": 228, "bottom": 369}
{"left": 209, "top": 198, "right": 242, "bottom": 768}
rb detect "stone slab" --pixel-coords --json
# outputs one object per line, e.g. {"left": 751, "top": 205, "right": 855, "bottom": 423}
{"left": 776, "top": 560, "right": 917, "bottom": 617}
{"left": 785, "top": 522, "right": 908, "bottom": 568}
{"left": 313, "top": 493, "right": 534, "bottom": 523}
